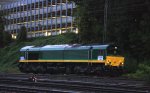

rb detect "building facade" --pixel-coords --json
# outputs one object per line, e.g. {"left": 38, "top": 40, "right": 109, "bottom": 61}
{"left": 0, "top": 0, "right": 77, "bottom": 39}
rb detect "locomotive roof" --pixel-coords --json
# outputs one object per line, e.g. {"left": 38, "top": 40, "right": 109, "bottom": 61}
{"left": 20, "top": 44, "right": 109, "bottom": 51}
{"left": 20, "top": 46, "right": 35, "bottom": 51}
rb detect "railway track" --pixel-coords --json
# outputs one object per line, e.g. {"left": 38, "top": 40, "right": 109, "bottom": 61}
{"left": 0, "top": 73, "right": 149, "bottom": 93}
{"left": 0, "top": 73, "right": 146, "bottom": 85}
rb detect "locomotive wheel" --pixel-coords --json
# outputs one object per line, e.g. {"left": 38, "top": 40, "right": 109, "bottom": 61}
{"left": 66, "top": 67, "right": 71, "bottom": 74}
{"left": 85, "top": 67, "right": 93, "bottom": 75}
{"left": 36, "top": 63, "right": 42, "bottom": 74}
{"left": 40, "top": 66, "right": 46, "bottom": 74}
{"left": 29, "top": 63, "right": 38, "bottom": 74}
{"left": 109, "top": 67, "right": 121, "bottom": 77}
{"left": 74, "top": 66, "right": 80, "bottom": 74}
{"left": 23, "top": 63, "right": 30, "bottom": 73}
{"left": 18, "top": 63, "right": 25, "bottom": 73}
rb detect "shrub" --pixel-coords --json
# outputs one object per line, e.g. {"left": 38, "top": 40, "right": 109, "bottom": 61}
{"left": 17, "top": 26, "right": 27, "bottom": 42}
{"left": 124, "top": 55, "right": 139, "bottom": 73}
{"left": 3, "top": 31, "right": 12, "bottom": 46}
{"left": 129, "top": 63, "right": 150, "bottom": 84}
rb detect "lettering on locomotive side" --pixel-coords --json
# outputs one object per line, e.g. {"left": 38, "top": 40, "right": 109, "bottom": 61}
{"left": 20, "top": 56, "right": 25, "bottom": 60}
{"left": 98, "top": 56, "right": 104, "bottom": 60}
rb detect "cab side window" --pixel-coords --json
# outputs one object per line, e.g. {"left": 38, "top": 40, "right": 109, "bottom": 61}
{"left": 99, "top": 49, "right": 107, "bottom": 59}
{"left": 107, "top": 46, "right": 119, "bottom": 55}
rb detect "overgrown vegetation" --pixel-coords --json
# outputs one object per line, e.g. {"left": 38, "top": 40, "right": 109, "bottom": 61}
{"left": 3, "top": 31, "right": 12, "bottom": 46}
{"left": 0, "top": 15, "right": 12, "bottom": 47}
{"left": 127, "top": 63, "right": 150, "bottom": 84}
{"left": 0, "top": 32, "right": 78, "bottom": 73}
{"left": 17, "top": 26, "right": 27, "bottom": 42}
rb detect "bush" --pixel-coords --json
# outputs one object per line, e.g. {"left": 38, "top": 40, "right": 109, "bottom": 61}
{"left": 61, "top": 32, "right": 79, "bottom": 43}
{"left": 0, "top": 31, "right": 3, "bottom": 48}
{"left": 3, "top": 31, "right": 12, "bottom": 46}
{"left": 124, "top": 55, "right": 139, "bottom": 73}
{"left": 17, "top": 26, "right": 27, "bottom": 42}
{"left": 128, "top": 63, "right": 150, "bottom": 84}
{"left": 0, "top": 16, "right": 4, "bottom": 48}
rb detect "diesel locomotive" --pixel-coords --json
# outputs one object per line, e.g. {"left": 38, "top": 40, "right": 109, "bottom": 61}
{"left": 18, "top": 44, "right": 125, "bottom": 75}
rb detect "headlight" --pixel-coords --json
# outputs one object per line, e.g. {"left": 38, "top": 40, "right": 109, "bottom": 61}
{"left": 120, "top": 62, "right": 124, "bottom": 66}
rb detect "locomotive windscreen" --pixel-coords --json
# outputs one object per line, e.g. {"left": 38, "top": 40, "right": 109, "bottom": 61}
{"left": 107, "top": 45, "right": 120, "bottom": 55}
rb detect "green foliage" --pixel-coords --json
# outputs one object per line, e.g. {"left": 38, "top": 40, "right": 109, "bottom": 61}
{"left": 61, "top": 32, "right": 79, "bottom": 43}
{"left": 3, "top": 31, "right": 12, "bottom": 46}
{"left": 124, "top": 55, "right": 139, "bottom": 73}
{"left": 17, "top": 26, "right": 27, "bottom": 42}
{"left": 0, "top": 16, "right": 4, "bottom": 48}
{"left": 129, "top": 63, "right": 150, "bottom": 83}
{"left": 126, "top": 13, "right": 150, "bottom": 61}
{"left": 0, "top": 15, "right": 12, "bottom": 47}
{"left": 68, "top": 0, "right": 104, "bottom": 43}
{"left": 0, "top": 33, "right": 78, "bottom": 72}
{"left": 0, "top": 17, "right": 4, "bottom": 31}
{"left": 0, "top": 32, "right": 3, "bottom": 48}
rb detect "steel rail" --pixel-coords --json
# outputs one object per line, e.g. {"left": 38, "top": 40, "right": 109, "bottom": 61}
{"left": 0, "top": 77, "right": 149, "bottom": 93}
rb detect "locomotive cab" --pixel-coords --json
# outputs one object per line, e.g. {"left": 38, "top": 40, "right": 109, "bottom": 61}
{"left": 105, "top": 45, "right": 125, "bottom": 67}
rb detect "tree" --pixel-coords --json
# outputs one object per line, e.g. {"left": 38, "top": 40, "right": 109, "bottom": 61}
{"left": 70, "top": 0, "right": 105, "bottom": 44}
{"left": 0, "top": 16, "right": 4, "bottom": 48}
{"left": 3, "top": 31, "right": 12, "bottom": 46}
{"left": 0, "top": 14, "right": 12, "bottom": 47}
{"left": 16, "top": 26, "right": 27, "bottom": 42}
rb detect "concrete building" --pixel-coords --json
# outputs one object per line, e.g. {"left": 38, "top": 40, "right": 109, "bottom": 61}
{"left": 0, "top": 0, "right": 77, "bottom": 39}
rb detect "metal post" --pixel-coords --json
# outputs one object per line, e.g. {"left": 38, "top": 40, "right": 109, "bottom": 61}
{"left": 66, "top": 0, "right": 68, "bottom": 32}
{"left": 13, "top": 3, "right": 14, "bottom": 36}
{"left": 23, "top": 0, "right": 25, "bottom": 24}
{"left": 46, "top": 0, "right": 48, "bottom": 36}
{"left": 34, "top": 0, "right": 36, "bottom": 37}
{"left": 55, "top": 0, "right": 57, "bottom": 35}
{"left": 6, "top": 5, "right": 8, "bottom": 33}
{"left": 9, "top": 4, "right": 11, "bottom": 34}
{"left": 19, "top": 1, "right": 21, "bottom": 32}
{"left": 42, "top": 0, "right": 44, "bottom": 36}
{"left": 16, "top": 1, "right": 18, "bottom": 35}
{"left": 51, "top": 0, "right": 52, "bottom": 35}
{"left": 30, "top": 0, "right": 32, "bottom": 37}
{"left": 38, "top": 0, "right": 40, "bottom": 36}
{"left": 104, "top": 0, "right": 108, "bottom": 44}
{"left": 60, "top": 0, "right": 62, "bottom": 34}
{"left": 27, "top": 0, "right": 29, "bottom": 35}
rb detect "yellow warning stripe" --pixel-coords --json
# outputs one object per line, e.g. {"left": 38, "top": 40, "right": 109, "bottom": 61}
{"left": 19, "top": 60, "right": 105, "bottom": 63}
